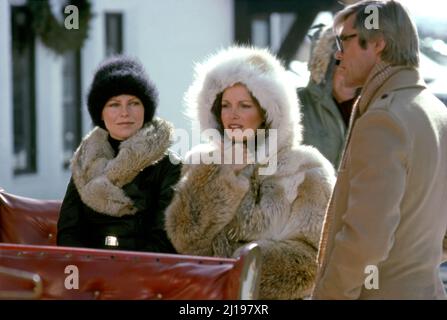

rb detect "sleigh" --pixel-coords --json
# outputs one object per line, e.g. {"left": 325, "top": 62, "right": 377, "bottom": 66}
{"left": 0, "top": 188, "right": 261, "bottom": 300}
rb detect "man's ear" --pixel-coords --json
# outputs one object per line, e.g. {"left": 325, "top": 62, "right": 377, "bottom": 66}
{"left": 374, "top": 36, "right": 386, "bottom": 55}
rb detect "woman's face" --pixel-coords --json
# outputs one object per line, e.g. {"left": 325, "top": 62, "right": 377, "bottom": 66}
{"left": 220, "top": 83, "right": 264, "bottom": 141}
{"left": 102, "top": 94, "right": 145, "bottom": 140}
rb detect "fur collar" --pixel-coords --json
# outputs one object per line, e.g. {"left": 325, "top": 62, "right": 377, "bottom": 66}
{"left": 71, "top": 117, "right": 173, "bottom": 217}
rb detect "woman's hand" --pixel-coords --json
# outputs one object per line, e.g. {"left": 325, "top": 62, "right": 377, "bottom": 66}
{"left": 220, "top": 141, "right": 252, "bottom": 174}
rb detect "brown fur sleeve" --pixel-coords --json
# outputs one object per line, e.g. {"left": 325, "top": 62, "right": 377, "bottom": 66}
{"left": 247, "top": 165, "right": 333, "bottom": 299}
{"left": 255, "top": 238, "right": 318, "bottom": 299}
{"left": 165, "top": 164, "right": 250, "bottom": 255}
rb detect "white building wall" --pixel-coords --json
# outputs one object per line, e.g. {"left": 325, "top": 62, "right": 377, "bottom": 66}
{"left": 0, "top": 1, "right": 13, "bottom": 193}
{"left": 0, "top": 0, "right": 233, "bottom": 200}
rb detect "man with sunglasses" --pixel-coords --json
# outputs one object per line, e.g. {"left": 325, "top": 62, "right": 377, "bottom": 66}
{"left": 313, "top": 0, "right": 447, "bottom": 299}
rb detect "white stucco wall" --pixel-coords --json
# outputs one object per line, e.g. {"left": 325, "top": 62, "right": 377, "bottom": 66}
{"left": 0, "top": 0, "right": 233, "bottom": 199}
{"left": 0, "top": 1, "right": 14, "bottom": 195}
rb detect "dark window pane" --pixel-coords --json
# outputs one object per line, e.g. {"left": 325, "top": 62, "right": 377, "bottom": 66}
{"left": 105, "top": 13, "right": 123, "bottom": 56}
{"left": 62, "top": 50, "right": 82, "bottom": 169}
{"left": 11, "top": 5, "right": 36, "bottom": 174}
{"left": 251, "top": 15, "right": 270, "bottom": 48}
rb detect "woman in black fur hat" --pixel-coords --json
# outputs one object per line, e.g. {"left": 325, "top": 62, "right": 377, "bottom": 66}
{"left": 57, "top": 56, "right": 181, "bottom": 252}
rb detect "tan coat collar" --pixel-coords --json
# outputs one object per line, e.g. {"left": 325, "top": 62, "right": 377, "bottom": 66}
{"left": 358, "top": 61, "right": 426, "bottom": 115}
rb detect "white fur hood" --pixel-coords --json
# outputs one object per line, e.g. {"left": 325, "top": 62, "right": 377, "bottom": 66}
{"left": 185, "top": 46, "right": 302, "bottom": 150}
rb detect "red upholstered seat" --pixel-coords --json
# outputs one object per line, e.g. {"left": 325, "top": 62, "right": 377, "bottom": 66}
{"left": 0, "top": 189, "right": 262, "bottom": 300}
{"left": 0, "top": 243, "right": 260, "bottom": 300}
{"left": 0, "top": 190, "right": 60, "bottom": 245}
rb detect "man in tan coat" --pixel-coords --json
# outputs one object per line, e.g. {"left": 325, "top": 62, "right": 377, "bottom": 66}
{"left": 313, "top": 0, "right": 447, "bottom": 299}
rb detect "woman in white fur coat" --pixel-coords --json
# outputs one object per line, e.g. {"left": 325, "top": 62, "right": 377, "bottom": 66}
{"left": 165, "top": 46, "right": 335, "bottom": 299}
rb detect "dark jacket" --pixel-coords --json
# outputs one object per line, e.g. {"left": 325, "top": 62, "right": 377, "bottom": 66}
{"left": 298, "top": 27, "right": 356, "bottom": 169}
{"left": 57, "top": 118, "right": 181, "bottom": 252}
{"left": 298, "top": 82, "right": 347, "bottom": 169}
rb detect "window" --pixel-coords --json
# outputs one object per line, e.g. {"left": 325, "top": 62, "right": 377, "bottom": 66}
{"left": 62, "top": 50, "right": 82, "bottom": 169}
{"left": 11, "top": 5, "right": 36, "bottom": 174}
{"left": 250, "top": 13, "right": 296, "bottom": 52}
{"left": 251, "top": 14, "right": 270, "bottom": 48}
{"left": 105, "top": 13, "right": 123, "bottom": 56}
{"left": 234, "top": 0, "right": 339, "bottom": 65}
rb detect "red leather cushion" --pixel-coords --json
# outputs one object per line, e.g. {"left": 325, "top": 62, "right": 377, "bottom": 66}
{"left": 0, "top": 244, "right": 243, "bottom": 299}
{"left": 0, "top": 191, "right": 60, "bottom": 245}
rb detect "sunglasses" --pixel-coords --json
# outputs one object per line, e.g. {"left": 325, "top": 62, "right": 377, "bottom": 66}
{"left": 335, "top": 33, "right": 358, "bottom": 53}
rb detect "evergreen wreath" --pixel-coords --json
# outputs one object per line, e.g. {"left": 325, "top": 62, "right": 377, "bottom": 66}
{"left": 28, "top": 0, "right": 92, "bottom": 54}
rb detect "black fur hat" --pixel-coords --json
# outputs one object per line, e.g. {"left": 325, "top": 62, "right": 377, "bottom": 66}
{"left": 87, "top": 56, "right": 158, "bottom": 128}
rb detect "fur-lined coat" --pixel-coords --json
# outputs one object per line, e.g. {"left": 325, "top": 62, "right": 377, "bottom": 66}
{"left": 165, "top": 47, "right": 335, "bottom": 299}
{"left": 57, "top": 118, "right": 181, "bottom": 252}
{"left": 299, "top": 27, "right": 355, "bottom": 168}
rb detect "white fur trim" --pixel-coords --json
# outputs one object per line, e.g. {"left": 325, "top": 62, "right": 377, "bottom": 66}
{"left": 185, "top": 46, "right": 302, "bottom": 151}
